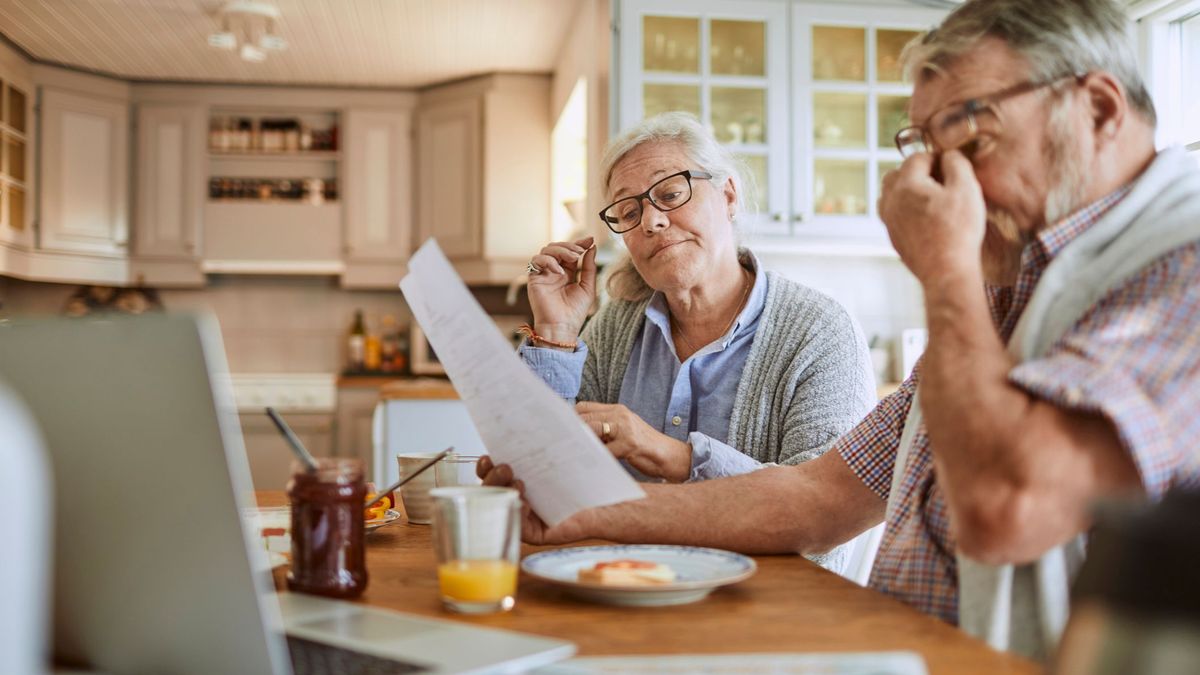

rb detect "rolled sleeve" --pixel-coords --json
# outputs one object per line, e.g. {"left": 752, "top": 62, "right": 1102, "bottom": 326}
{"left": 518, "top": 339, "right": 589, "bottom": 401}
{"left": 837, "top": 368, "right": 918, "bottom": 501}
{"left": 1009, "top": 355, "right": 1181, "bottom": 499}
{"left": 687, "top": 432, "right": 764, "bottom": 481}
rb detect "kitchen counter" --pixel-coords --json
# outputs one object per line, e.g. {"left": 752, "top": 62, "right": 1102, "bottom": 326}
{"left": 377, "top": 377, "right": 458, "bottom": 400}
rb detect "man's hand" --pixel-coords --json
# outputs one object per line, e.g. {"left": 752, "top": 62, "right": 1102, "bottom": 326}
{"left": 475, "top": 456, "right": 589, "bottom": 545}
{"left": 576, "top": 402, "right": 692, "bottom": 483}
{"left": 879, "top": 150, "right": 987, "bottom": 285}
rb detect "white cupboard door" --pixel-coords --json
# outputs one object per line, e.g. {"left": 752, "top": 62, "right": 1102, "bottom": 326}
{"left": 417, "top": 97, "right": 481, "bottom": 259}
{"left": 134, "top": 104, "right": 204, "bottom": 259}
{"left": 343, "top": 108, "right": 413, "bottom": 262}
{"left": 40, "top": 88, "right": 129, "bottom": 256}
{"left": 618, "top": 0, "right": 790, "bottom": 234}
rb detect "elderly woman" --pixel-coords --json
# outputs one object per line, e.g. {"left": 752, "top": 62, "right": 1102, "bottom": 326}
{"left": 514, "top": 111, "right": 875, "bottom": 492}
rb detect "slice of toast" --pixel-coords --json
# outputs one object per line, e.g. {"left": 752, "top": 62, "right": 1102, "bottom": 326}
{"left": 577, "top": 559, "right": 677, "bottom": 586}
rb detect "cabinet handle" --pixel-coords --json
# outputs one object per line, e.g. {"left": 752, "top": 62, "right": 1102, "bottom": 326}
{"left": 771, "top": 213, "right": 783, "bottom": 222}
{"left": 792, "top": 214, "right": 805, "bottom": 223}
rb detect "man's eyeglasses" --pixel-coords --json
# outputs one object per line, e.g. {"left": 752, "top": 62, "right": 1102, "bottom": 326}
{"left": 599, "top": 169, "right": 714, "bottom": 234}
{"left": 893, "top": 73, "right": 1085, "bottom": 159}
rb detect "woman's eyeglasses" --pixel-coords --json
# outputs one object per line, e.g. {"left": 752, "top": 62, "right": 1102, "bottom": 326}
{"left": 599, "top": 170, "right": 714, "bottom": 234}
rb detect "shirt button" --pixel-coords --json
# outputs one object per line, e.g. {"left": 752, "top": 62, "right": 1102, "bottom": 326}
{"left": 672, "top": 415, "right": 682, "bottom": 426}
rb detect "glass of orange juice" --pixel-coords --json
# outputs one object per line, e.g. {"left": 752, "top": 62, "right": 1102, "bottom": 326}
{"left": 429, "top": 486, "right": 520, "bottom": 613}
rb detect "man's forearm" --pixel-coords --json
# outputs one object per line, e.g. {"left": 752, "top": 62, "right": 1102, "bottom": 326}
{"left": 576, "top": 454, "right": 884, "bottom": 556}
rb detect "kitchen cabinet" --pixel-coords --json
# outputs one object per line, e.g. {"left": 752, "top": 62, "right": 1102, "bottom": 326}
{"left": 0, "top": 49, "right": 33, "bottom": 250}
{"left": 334, "top": 382, "right": 384, "bottom": 473}
{"left": 615, "top": 0, "right": 943, "bottom": 251}
{"left": 239, "top": 412, "right": 334, "bottom": 491}
{"left": 618, "top": 0, "right": 790, "bottom": 234}
{"left": 341, "top": 107, "right": 414, "bottom": 288}
{"left": 40, "top": 88, "right": 129, "bottom": 258}
{"left": 417, "top": 74, "right": 551, "bottom": 283}
{"left": 132, "top": 103, "right": 206, "bottom": 285}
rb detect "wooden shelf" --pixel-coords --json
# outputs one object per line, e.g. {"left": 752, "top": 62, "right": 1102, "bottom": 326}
{"left": 208, "top": 151, "right": 340, "bottom": 161}
{"left": 206, "top": 198, "right": 338, "bottom": 205}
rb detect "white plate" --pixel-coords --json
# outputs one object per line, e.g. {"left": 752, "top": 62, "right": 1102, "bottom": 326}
{"left": 521, "top": 545, "right": 756, "bottom": 606}
{"left": 365, "top": 509, "right": 402, "bottom": 532}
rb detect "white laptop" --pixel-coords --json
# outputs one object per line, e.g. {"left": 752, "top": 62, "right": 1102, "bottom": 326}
{"left": 0, "top": 313, "right": 574, "bottom": 675}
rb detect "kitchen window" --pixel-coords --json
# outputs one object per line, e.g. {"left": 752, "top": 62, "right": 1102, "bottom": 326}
{"left": 1132, "top": 0, "right": 1200, "bottom": 157}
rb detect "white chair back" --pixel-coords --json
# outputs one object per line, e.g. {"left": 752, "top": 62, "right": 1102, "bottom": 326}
{"left": 841, "top": 522, "right": 886, "bottom": 586}
{"left": 0, "top": 381, "right": 52, "bottom": 675}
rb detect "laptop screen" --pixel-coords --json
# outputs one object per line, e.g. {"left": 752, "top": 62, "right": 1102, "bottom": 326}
{"left": 0, "top": 314, "right": 289, "bottom": 674}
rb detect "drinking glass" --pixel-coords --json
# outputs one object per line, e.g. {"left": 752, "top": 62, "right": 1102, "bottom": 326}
{"left": 430, "top": 486, "right": 521, "bottom": 614}
{"left": 435, "top": 453, "right": 484, "bottom": 488}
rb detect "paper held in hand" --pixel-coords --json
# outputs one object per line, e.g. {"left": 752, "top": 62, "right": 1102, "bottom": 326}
{"left": 399, "top": 239, "right": 645, "bottom": 526}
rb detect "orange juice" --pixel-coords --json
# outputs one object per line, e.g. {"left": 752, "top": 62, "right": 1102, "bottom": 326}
{"left": 437, "top": 559, "right": 517, "bottom": 602}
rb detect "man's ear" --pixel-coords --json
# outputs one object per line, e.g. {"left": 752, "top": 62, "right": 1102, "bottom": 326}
{"left": 1082, "top": 71, "right": 1126, "bottom": 140}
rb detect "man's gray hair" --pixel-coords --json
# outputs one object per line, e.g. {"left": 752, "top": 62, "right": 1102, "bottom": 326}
{"left": 903, "top": 0, "right": 1156, "bottom": 125}
{"left": 599, "top": 112, "right": 747, "bottom": 301}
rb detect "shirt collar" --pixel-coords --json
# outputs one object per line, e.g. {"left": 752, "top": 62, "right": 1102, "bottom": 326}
{"left": 645, "top": 250, "right": 768, "bottom": 355}
{"left": 1027, "top": 184, "right": 1133, "bottom": 265}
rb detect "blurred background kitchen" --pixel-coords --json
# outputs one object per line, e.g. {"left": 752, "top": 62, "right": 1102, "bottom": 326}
{"left": 0, "top": 0, "right": 1195, "bottom": 490}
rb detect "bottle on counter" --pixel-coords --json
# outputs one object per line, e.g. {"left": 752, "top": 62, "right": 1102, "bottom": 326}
{"left": 347, "top": 309, "right": 366, "bottom": 372}
{"left": 394, "top": 323, "right": 410, "bottom": 375}
{"left": 380, "top": 315, "right": 399, "bottom": 374}
{"left": 364, "top": 317, "right": 383, "bottom": 373}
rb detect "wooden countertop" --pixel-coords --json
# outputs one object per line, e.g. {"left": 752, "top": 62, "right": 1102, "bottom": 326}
{"left": 377, "top": 378, "right": 459, "bottom": 400}
{"left": 259, "top": 492, "right": 1040, "bottom": 674}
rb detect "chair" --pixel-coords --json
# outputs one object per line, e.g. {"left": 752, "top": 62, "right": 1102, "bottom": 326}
{"left": 841, "top": 522, "right": 886, "bottom": 586}
{"left": 0, "top": 380, "right": 52, "bottom": 675}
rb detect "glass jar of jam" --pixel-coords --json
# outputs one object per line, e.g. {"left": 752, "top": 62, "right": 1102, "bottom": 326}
{"left": 286, "top": 458, "right": 368, "bottom": 598}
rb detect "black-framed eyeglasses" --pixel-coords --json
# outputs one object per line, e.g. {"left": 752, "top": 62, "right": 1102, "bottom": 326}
{"left": 599, "top": 169, "right": 714, "bottom": 234}
{"left": 894, "top": 73, "right": 1085, "bottom": 159}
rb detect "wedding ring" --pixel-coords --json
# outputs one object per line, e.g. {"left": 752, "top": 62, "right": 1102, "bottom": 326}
{"left": 526, "top": 261, "right": 542, "bottom": 275}
{"left": 601, "top": 421, "right": 612, "bottom": 442}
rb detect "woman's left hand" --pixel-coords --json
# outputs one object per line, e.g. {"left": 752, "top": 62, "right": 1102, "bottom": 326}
{"left": 576, "top": 402, "right": 692, "bottom": 483}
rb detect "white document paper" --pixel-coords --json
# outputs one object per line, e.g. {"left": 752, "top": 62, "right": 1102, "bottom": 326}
{"left": 400, "top": 239, "right": 645, "bottom": 526}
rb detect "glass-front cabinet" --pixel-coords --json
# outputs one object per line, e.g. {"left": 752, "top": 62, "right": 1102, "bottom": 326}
{"left": 617, "top": 0, "right": 943, "bottom": 249}
{"left": 0, "top": 71, "right": 32, "bottom": 246}
{"left": 619, "top": 0, "right": 790, "bottom": 233}
{"left": 794, "top": 5, "right": 936, "bottom": 242}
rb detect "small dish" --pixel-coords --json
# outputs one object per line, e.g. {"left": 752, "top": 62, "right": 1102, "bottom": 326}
{"left": 521, "top": 544, "right": 756, "bottom": 607}
{"left": 365, "top": 509, "right": 402, "bottom": 532}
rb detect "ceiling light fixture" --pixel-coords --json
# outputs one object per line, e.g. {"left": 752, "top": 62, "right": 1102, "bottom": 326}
{"left": 208, "top": 1, "right": 287, "bottom": 62}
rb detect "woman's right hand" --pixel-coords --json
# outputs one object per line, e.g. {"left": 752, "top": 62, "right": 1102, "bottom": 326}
{"left": 527, "top": 236, "right": 597, "bottom": 347}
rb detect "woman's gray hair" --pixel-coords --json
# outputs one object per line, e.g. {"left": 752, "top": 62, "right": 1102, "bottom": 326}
{"left": 600, "top": 112, "right": 746, "bottom": 302}
{"left": 902, "top": 0, "right": 1156, "bottom": 125}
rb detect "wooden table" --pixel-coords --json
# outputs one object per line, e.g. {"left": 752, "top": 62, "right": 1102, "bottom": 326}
{"left": 259, "top": 493, "right": 1040, "bottom": 674}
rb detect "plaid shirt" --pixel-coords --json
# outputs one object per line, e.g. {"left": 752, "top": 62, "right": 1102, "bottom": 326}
{"left": 839, "top": 185, "right": 1200, "bottom": 624}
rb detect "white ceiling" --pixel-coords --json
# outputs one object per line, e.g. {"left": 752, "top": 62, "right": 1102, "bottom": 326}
{"left": 0, "top": 0, "right": 584, "bottom": 88}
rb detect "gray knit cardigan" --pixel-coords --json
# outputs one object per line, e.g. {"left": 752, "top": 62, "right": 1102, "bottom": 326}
{"left": 577, "top": 270, "right": 877, "bottom": 570}
{"left": 579, "top": 271, "right": 876, "bottom": 466}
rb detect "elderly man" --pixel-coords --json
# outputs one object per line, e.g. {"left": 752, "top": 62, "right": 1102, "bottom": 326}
{"left": 481, "top": 0, "right": 1200, "bottom": 658}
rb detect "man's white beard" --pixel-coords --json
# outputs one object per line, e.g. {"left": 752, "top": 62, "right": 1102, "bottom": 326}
{"left": 1042, "top": 99, "right": 1088, "bottom": 227}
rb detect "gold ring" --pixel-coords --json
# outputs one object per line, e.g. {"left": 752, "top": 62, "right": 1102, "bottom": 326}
{"left": 601, "top": 421, "right": 612, "bottom": 441}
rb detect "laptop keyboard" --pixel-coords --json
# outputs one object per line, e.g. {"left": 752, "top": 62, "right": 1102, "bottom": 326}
{"left": 287, "top": 635, "right": 429, "bottom": 674}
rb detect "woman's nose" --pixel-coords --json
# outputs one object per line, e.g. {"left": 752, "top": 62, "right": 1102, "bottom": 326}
{"left": 639, "top": 202, "right": 669, "bottom": 233}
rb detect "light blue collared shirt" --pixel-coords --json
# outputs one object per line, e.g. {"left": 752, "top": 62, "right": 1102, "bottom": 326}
{"left": 519, "top": 255, "right": 769, "bottom": 481}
